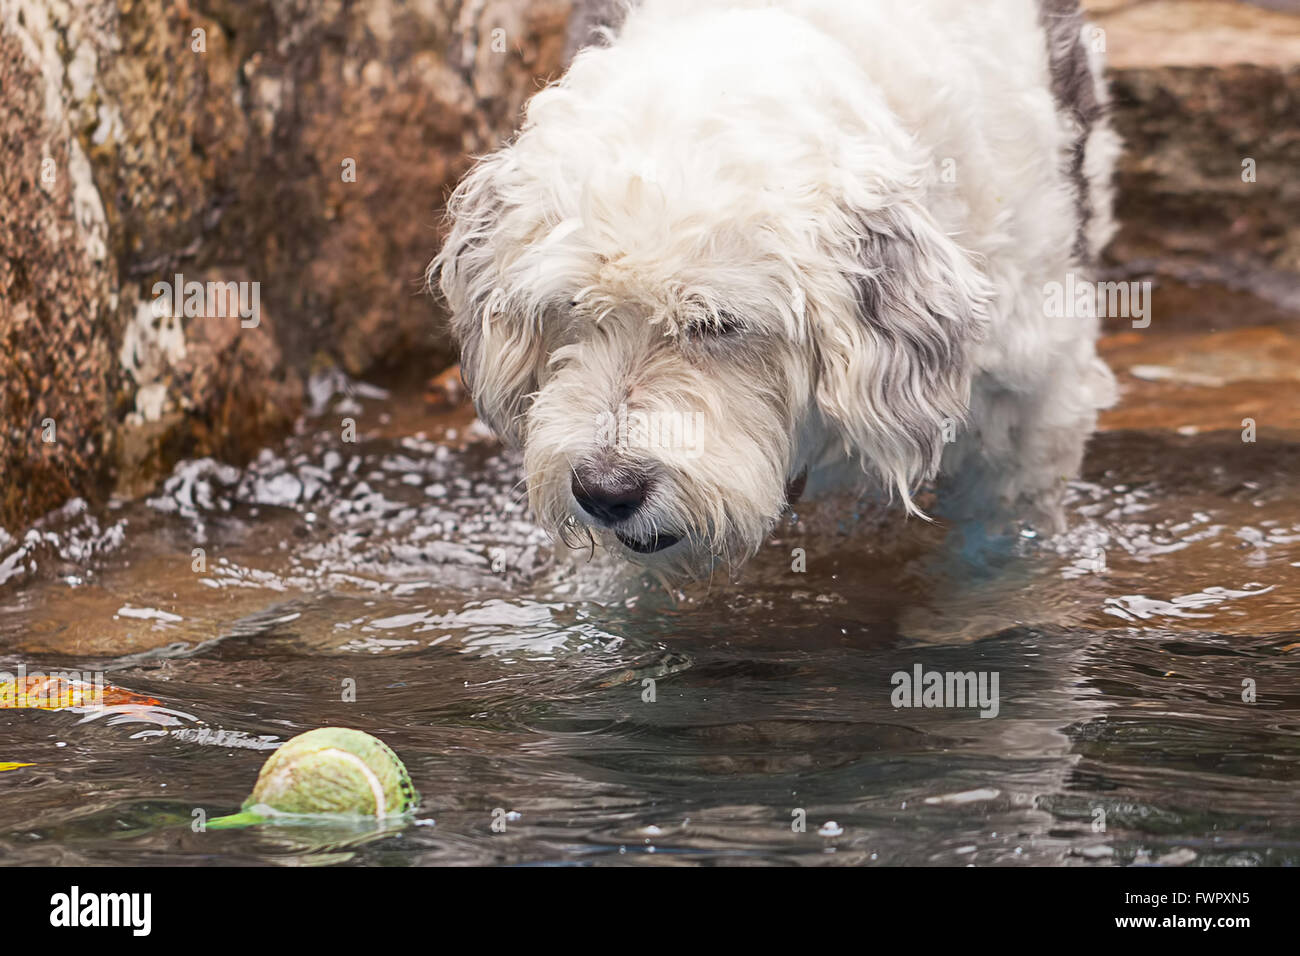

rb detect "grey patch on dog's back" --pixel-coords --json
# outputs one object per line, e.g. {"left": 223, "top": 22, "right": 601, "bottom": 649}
{"left": 1037, "top": 0, "right": 1105, "bottom": 263}
{"left": 564, "top": 0, "right": 638, "bottom": 63}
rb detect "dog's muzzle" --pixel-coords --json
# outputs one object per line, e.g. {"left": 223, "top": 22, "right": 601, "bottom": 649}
{"left": 570, "top": 461, "right": 682, "bottom": 553}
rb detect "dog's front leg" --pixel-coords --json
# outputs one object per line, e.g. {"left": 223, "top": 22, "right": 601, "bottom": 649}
{"left": 935, "top": 356, "right": 1116, "bottom": 540}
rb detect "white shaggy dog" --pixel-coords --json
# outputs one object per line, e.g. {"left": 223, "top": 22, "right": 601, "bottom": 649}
{"left": 432, "top": 0, "right": 1120, "bottom": 577}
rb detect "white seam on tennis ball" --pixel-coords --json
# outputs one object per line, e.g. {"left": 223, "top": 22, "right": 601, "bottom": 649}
{"left": 320, "top": 748, "right": 386, "bottom": 818}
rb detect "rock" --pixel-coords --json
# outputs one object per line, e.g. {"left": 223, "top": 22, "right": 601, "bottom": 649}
{"left": 1100, "top": 325, "right": 1300, "bottom": 433}
{"left": 0, "top": 0, "right": 573, "bottom": 532}
{"left": 425, "top": 363, "right": 467, "bottom": 410}
{"left": 1089, "top": 0, "right": 1300, "bottom": 324}
{"left": 0, "top": 1, "right": 117, "bottom": 533}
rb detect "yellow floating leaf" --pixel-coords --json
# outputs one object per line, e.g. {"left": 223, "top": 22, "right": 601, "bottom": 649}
{"left": 0, "top": 676, "right": 160, "bottom": 711}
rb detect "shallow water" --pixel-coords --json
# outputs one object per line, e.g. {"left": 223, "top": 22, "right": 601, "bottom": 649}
{"left": 1, "top": 323, "right": 1298, "bottom": 866}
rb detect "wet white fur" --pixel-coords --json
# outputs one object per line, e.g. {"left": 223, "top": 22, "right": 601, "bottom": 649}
{"left": 433, "top": 0, "right": 1119, "bottom": 577}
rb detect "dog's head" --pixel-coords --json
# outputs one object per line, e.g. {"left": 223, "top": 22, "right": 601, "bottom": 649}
{"left": 432, "top": 42, "right": 988, "bottom": 577}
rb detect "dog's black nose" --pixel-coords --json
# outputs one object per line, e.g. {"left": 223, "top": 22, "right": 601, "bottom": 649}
{"left": 571, "top": 464, "right": 648, "bottom": 525}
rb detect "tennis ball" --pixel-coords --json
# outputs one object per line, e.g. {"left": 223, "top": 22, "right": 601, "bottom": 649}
{"left": 211, "top": 728, "right": 419, "bottom": 827}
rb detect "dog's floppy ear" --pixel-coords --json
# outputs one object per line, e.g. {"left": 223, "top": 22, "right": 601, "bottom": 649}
{"left": 812, "top": 202, "right": 990, "bottom": 512}
{"left": 430, "top": 154, "right": 544, "bottom": 447}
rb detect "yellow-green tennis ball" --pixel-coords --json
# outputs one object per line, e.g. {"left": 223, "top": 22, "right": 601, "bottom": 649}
{"left": 241, "top": 728, "right": 419, "bottom": 820}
